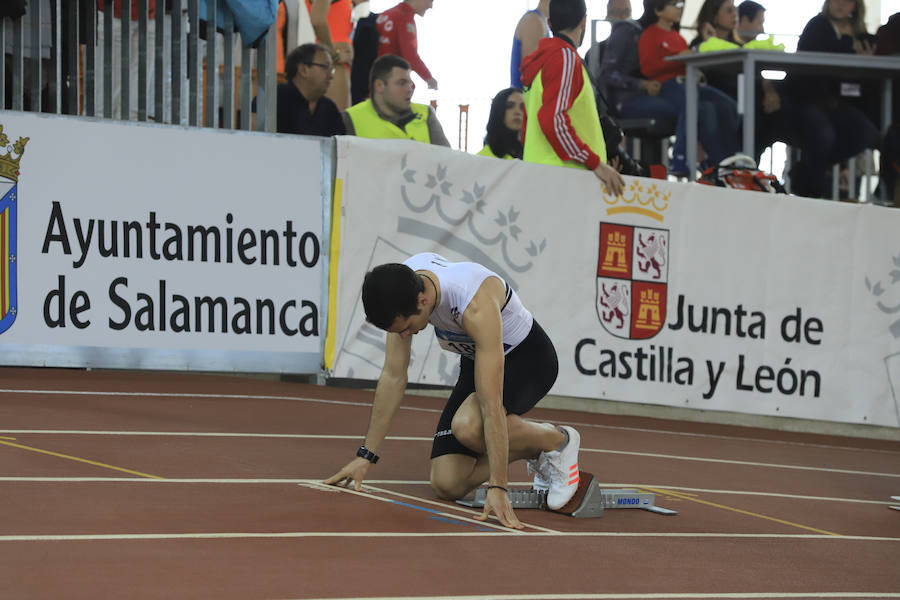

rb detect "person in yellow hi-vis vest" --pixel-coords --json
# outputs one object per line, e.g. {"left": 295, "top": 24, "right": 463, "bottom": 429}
{"left": 520, "top": 0, "right": 624, "bottom": 197}
{"left": 342, "top": 54, "right": 450, "bottom": 146}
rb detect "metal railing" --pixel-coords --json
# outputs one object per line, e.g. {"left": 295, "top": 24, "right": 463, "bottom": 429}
{"left": 1, "top": 0, "right": 290, "bottom": 131}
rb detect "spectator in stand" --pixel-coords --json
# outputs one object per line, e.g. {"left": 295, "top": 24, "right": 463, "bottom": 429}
{"left": 784, "top": 0, "right": 880, "bottom": 199}
{"left": 596, "top": 0, "right": 678, "bottom": 127}
{"left": 691, "top": 0, "right": 792, "bottom": 162}
{"left": 351, "top": 3, "right": 380, "bottom": 103}
{"left": 875, "top": 11, "right": 900, "bottom": 57}
{"left": 376, "top": 0, "right": 438, "bottom": 90}
{"left": 276, "top": 0, "right": 317, "bottom": 79}
{"left": 510, "top": 0, "right": 550, "bottom": 88}
{"left": 691, "top": 0, "right": 743, "bottom": 48}
{"left": 520, "top": 0, "right": 625, "bottom": 197}
{"left": 342, "top": 54, "right": 449, "bottom": 145}
{"left": 737, "top": 0, "right": 766, "bottom": 40}
{"left": 308, "top": 0, "right": 356, "bottom": 111}
{"left": 478, "top": 88, "right": 525, "bottom": 160}
{"left": 875, "top": 12, "right": 899, "bottom": 207}
{"left": 637, "top": 0, "right": 740, "bottom": 175}
{"left": 276, "top": 43, "right": 346, "bottom": 137}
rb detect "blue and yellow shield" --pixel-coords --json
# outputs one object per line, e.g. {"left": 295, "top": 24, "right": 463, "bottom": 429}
{"left": 0, "top": 183, "right": 17, "bottom": 334}
{"left": 0, "top": 123, "right": 28, "bottom": 335}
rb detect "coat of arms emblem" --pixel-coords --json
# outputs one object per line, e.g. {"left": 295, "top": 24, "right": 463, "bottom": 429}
{"left": 0, "top": 124, "right": 28, "bottom": 335}
{"left": 596, "top": 222, "right": 668, "bottom": 339}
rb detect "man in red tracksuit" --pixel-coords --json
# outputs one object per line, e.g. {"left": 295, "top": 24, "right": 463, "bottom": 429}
{"left": 519, "top": 0, "right": 624, "bottom": 197}
{"left": 376, "top": 0, "right": 438, "bottom": 90}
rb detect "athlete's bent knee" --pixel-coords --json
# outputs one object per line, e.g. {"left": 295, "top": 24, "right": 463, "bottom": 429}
{"left": 430, "top": 473, "right": 467, "bottom": 500}
{"left": 450, "top": 410, "right": 483, "bottom": 453}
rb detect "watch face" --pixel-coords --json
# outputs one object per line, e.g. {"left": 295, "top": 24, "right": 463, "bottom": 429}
{"left": 357, "top": 447, "right": 378, "bottom": 463}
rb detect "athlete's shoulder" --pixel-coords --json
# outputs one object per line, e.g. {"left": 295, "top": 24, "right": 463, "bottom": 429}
{"left": 404, "top": 252, "right": 450, "bottom": 270}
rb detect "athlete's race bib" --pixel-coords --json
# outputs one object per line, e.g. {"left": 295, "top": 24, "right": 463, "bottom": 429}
{"left": 434, "top": 328, "right": 476, "bottom": 359}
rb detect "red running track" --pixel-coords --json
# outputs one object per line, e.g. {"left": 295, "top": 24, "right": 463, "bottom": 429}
{"left": 1, "top": 367, "right": 899, "bottom": 599}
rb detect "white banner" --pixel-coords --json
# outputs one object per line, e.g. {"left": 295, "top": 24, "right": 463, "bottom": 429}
{"left": 0, "top": 112, "right": 329, "bottom": 373}
{"left": 329, "top": 136, "right": 900, "bottom": 428}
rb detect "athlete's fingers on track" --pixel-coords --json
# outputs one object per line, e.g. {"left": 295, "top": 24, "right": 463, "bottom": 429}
{"left": 496, "top": 504, "right": 524, "bottom": 530}
{"left": 474, "top": 496, "right": 524, "bottom": 529}
{"left": 323, "top": 470, "right": 352, "bottom": 486}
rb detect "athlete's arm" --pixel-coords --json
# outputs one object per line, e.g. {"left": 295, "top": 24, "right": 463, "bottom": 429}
{"left": 308, "top": 0, "right": 336, "bottom": 53}
{"left": 426, "top": 106, "right": 451, "bottom": 147}
{"left": 394, "top": 15, "right": 433, "bottom": 82}
{"left": 324, "top": 331, "right": 411, "bottom": 490}
{"left": 462, "top": 277, "right": 522, "bottom": 529}
{"left": 535, "top": 46, "right": 603, "bottom": 171}
{"left": 516, "top": 12, "right": 547, "bottom": 59}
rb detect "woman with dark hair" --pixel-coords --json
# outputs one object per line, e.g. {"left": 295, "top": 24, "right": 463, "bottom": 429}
{"left": 784, "top": 0, "right": 880, "bottom": 198}
{"left": 478, "top": 88, "right": 525, "bottom": 160}
{"left": 637, "top": 0, "right": 740, "bottom": 174}
{"left": 692, "top": 0, "right": 743, "bottom": 48}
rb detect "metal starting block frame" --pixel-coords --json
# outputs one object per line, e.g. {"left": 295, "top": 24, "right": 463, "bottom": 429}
{"left": 458, "top": 473, "right": 677, "bottom": 518}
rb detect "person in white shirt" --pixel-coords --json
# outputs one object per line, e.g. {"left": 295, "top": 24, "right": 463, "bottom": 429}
{"left": 326, "top": 253, "right": 582, "bottom": 529}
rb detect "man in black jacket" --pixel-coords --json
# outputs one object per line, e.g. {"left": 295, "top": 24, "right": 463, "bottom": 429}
{"left": 275, "top": 43, "right": 346, "bottom": 137}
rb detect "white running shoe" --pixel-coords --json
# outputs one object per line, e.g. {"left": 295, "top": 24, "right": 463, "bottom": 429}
{"left": 545, "top": 425, "right": 581, "bottom": 510}
{"left": 525, "top": 423, "right": 555, "bottom": 491}
{"left": 526, "top": 452, "right": 550, "bottom": 491}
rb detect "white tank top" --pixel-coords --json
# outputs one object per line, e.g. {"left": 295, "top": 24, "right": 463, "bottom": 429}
{"left": 403, "top": 252, "right": 534, "bottom": 359}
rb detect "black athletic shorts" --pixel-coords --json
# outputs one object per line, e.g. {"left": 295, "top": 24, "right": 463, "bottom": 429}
{"left": 430, "top": 320, "right": 559, "bottom": 459}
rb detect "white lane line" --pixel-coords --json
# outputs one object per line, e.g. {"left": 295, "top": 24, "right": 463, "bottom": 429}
{"left": 551, "top": 417, "right": 900, "bottom": 456}
{"left": 0, "top": 388, "right": 443, "bottom": 413}
{"left": 630, "top": 485, "right": 895, "bottom": 506}
{"left": 300, "top": 481, "right": 523, "bottom": 535}
{"left": 583, "top": 448, "right": 900, "bottom": 479}
{"left": 4, "top": 478, "right": 895, "bottom": 508}
{"left": 0, "top": 477, "right": 434, "bottom": 484}
{"left": 1, "top": 532, "right": 898, "bottom": 542}
{"left": 290, "top": 594, "right": 900, "bottom": 600}
{"left": 3, "top": 388, "right": 897, "bottom": 455}
{"left": 2, "top": 430, "right": 895, "bottom": 479}
{"left": 0, "top": 430, "right": 432, "bottom": 440}
{"left": 361, "top": 483, "right": 561, "bottom": 534}
{"left": 292, "top": 594, "right": 900, "bottom": 600}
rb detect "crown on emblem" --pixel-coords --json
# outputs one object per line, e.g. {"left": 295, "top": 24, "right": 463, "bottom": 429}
{"left": 604, "top": 181, "right": 670, "bottom": 223}
{"left": 0, "top": 124, "right": 30, "bottom": 182}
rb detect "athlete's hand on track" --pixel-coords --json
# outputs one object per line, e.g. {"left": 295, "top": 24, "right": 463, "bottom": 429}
{"left": 474, "top": 488, "right": 524, "bottom": 530}
{"left": 324, "top": 457, "right": 371, "bottom": 491}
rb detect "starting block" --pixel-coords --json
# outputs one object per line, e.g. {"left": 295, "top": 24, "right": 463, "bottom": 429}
{"left": 457, "top": 472, "right": 677, "bottom": 518}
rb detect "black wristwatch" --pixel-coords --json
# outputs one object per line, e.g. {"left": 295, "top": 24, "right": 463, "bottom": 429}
{"left": 356, "top": 445, "right": 379, "bottom": 464}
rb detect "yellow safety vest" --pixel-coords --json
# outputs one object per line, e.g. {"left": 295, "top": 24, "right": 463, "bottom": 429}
{"left": 699, "top": 35, "right": 785, "bottom": 53}
{"left": 477, "top": 145, "right": 515, "bottom": 160}
{"left": 345, "top": 100, "right": 431, "bottom": 143}
{"left": 523, "top": 63, "right": 606, "bottom": 169}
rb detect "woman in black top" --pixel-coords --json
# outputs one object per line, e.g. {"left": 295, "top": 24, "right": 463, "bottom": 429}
{"left": 785, "top": 0, "right": 879, "bottom": 199}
